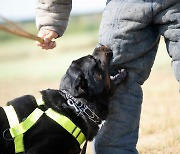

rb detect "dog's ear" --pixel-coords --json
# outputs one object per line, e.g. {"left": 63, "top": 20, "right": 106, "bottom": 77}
{"left": 60, "top": 63, "right": 88, "bottom": 97}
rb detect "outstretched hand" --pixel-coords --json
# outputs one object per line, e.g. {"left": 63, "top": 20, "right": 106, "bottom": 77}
{"left": 36, "top": 29, "right": 59, "bottom": 50}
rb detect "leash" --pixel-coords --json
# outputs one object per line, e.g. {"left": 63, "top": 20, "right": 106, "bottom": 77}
{"left": 0, "top": 15, "right": 44, "bottom": 43}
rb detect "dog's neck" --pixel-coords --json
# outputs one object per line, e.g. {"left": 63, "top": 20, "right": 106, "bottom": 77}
{"left": 59, "top": 90, "right": 102, "bottom": 124}
{"left": 40, "top": 89, "right": 101, "bottom": 141}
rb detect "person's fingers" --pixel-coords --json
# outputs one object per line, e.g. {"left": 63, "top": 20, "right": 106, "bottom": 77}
{"left": 44, "top": 31, "right": 58, "bottom": 42}
{"left": 36, "top": 31, "right": 47, "bottom": 47}
{"left": 49, "top": 41, "right": 56, "bottom": 48}
{"left": 36, "top": 30, "right": 58, "bottom": 49}
{"left": 43, "top": 38, "right": 51, "bottom": 44}
{"left": 36, "top": 40, "right": 43, "bottom": 47}
{"left": 37, "top": 30, "right": 48, "bottom": 39}
{"left": 41, "top": 41, "right": 56, "bottom": 50}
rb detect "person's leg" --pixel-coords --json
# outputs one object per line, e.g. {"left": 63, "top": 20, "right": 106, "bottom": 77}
{"left": 94, "top": 81, "right": 142, "bottom": 154}
{"left": 153, "top": 0, "right": 180, "bottom": 87}
{"left": 94, "top": 0, "right": 160, "bottom": 153}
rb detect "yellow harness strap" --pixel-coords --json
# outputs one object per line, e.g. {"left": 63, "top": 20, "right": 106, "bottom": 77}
{"left": 3, "top": 106, "right": 44, "bottom": 153}
{"left": 3, "top": 105, "right": 24, "bottom": 153}
{"left": 36, "top": 98, "right": 45, "bottom": 106}
{"left": 37, "top": 98, "right": 86, "bottom": 144}
{"left": 45, "top": 108, "right": 85, "bottom": 145}
{"left": 9, "top": 108, "right": 44, "bottom": 138}
{"left": 3, "top": 98, "right": 86, "bottom": 153}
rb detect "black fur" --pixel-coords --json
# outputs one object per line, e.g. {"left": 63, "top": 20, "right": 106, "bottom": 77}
{"left": 0, "top": 46, "right": 127, "bottom": 154}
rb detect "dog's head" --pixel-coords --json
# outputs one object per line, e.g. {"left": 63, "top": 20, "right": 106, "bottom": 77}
{"left": 60, "top": 45, "right": 112, "bottom": 104}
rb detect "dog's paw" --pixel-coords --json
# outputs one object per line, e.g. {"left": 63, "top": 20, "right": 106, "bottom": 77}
{"left": 110, "top": 69, "right": 127, "bottom": 85}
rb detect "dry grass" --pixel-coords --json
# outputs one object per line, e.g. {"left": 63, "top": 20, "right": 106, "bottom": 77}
{"left": 138, "top": 39, "right": 180, "bottom": 154}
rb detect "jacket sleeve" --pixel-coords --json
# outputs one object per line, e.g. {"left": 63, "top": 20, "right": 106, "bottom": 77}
{"left": 36, "top": 0, "right": 72, "bottom": 37}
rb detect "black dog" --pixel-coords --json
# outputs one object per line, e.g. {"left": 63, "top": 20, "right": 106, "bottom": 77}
{"left": 0, "top": 45, "right": 127, "bottom": 154}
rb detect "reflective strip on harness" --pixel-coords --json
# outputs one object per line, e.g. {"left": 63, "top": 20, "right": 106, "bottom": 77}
{"left": 45, "top": 108, "right": 86, "bottom": 145}
{"left": 3, "top": 107, "right": 43, "bottom": 153}
{"left": 36, "top": 98, "right": 45, "bottom": 106}
{"left": 14, "top": 134, "right": 24, "bottom": 153}
{"left": 3, "top": 105, "right": 24, "bottom": 153}
{"left": 9, "top": 108, "right": 44, "bottom": 137}
{"left": 3, "top": 106, "right": 19, "bottom": 127}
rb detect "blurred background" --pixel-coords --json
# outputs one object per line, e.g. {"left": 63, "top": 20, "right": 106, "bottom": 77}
{"left": 0, "top": 0, "right": 179, "bottom": 153}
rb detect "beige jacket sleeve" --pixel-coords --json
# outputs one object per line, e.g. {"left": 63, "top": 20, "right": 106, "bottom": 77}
{"left": 36, "top": 0, "right": 72, "bottom": 37}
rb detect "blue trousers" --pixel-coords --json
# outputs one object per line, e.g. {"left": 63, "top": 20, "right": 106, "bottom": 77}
{"left": 94, "top": 0, "right": 180, "bottom": 153}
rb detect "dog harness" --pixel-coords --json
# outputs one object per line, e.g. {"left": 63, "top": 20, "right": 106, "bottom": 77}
{"left": 3, "top": 99, "right": 86, "bottom": 153}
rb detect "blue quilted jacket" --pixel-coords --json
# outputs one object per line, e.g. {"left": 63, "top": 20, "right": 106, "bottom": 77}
{"left": 36, "top": 0, "right": 180, "bottom": 86}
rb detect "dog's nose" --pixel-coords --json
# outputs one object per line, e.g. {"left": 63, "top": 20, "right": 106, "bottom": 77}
{"left": 93, "top": 45, "right": 113, "bottom": 91}
{"left": 93, "top": 45, "right": 113, "bottom": 67}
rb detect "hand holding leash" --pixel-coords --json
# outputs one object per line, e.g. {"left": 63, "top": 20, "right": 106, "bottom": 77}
{"left": 36, "top": 29, "right": 59, "bottom": 50}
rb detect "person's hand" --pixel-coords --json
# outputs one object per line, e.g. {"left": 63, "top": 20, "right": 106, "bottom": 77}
{"left": 36, "top": 29, "right": 59, "bottom": 50}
